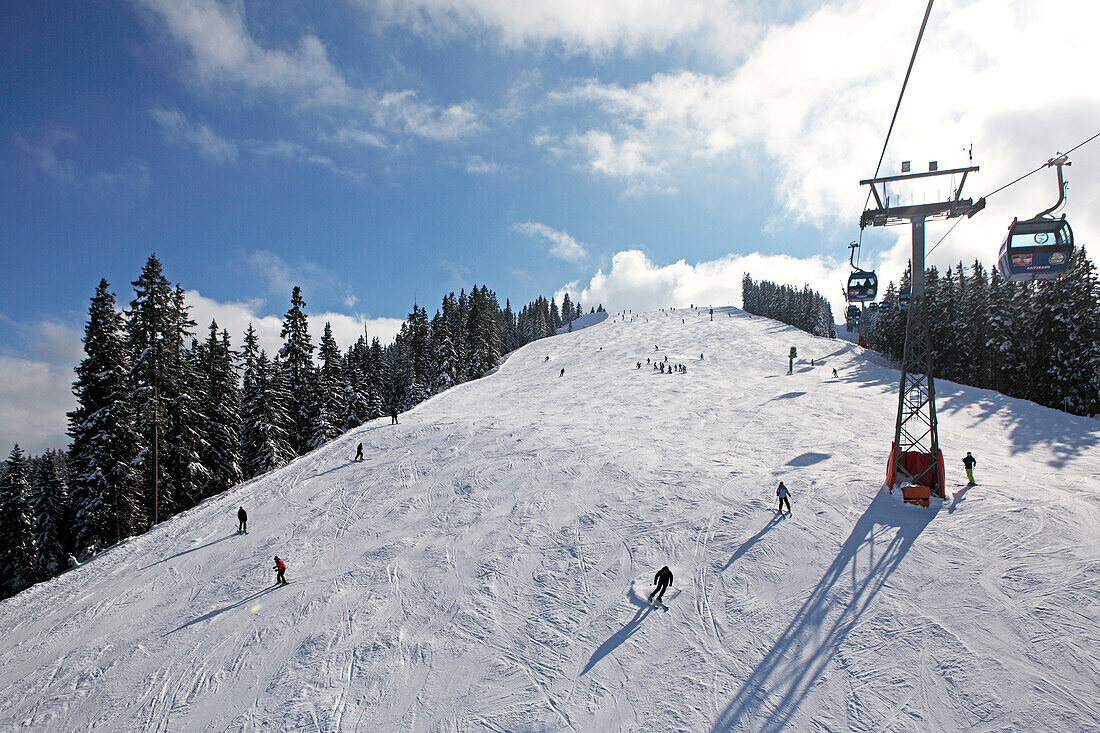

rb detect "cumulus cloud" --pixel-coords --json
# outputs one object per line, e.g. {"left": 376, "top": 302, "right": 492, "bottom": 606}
{"left": 0, "top": 356, "right": 76, "bottom": 455}
{"left": 134, "top": 0, "right": 480, "bottom": 142}
{"left": 542, "top": 0, "right": 1100, "bottom": 274}
{"left": 149, "top": 106, "right": 238, "bottom": 163}
{"left": 559, "top": 249, "right": 852, "bottom": 317}
{"left": 512, "top": 221, "right": 590, "bottom": 263}
{"left": 185, "top": 290, "right": 404, "bottom": 355}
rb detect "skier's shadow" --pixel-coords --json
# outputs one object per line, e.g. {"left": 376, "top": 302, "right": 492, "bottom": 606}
{"left": 721, "top": 514, "right": 783, "bottom": 570}
{"left": 580, "top": 588, "right": 654, "bottom": 676}
{"left": 165, "top": 585, "right": 279, "bottom": 635}
{"left": 138, "top": 533, "right": 236, "bottom": 570}
{"left": 711, "top": 487, "right": 937, "bottom": 732}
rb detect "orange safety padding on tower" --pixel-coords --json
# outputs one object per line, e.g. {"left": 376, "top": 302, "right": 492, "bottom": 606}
{"left": 897, "top": 450, "right": 935, "bottom": 486}
{"left": 886, "top": 443, "right": 898, "bottom": 491}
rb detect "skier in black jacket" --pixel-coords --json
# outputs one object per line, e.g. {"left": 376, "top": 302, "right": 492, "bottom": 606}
{"left": 237, "top": 506, "right": 247, "bottom": 533}
{"left": 648, "top": 566, "right": 673, "bottom": 604}
{"left": 391, "top": 407, "right": 399, "bottom": 425}
{"left": 962, "top": 452, "right": 977, "bottom": 486}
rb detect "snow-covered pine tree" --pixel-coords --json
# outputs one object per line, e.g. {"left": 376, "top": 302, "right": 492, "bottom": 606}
{"left": 199, "top": 321, "right": 242, "bottom": 498}
{"left": 69, "top": 279, "right": 143, "bottom": 553}
{"left": 311, "top": 322, "right": 346, "bottom": 448}
{"left": 341, "top": 337, "right": 369, "bottom": 429}
{"left": 431, "top": 308, "right": 458, "bottom": 393}
{"left": 125, "top": 254, "right": 177, "bottom": 522}
{"left": 0, "top": 445, "right": 37, "bottom": 599}
{"left": 162, "top": 286, "right": 208, "bottom": 510}
{"left": 366, "top": 337, "right": 385, "bottom": 419}
{"left": 242, "top": 350, "right": 296, "bottom": 478}
{"left": 465, "top": 285, "right": 502, "bottom": 379}
{"left": 30, "top": 450, "right": 70, "bottom": 580}
{"left": 561, "top": 293, "right": 575, "bottom": 327}
{"left": 278, "top": 286, "right": 319, "bottom": 456}
{"left": 405, "top": 305, "right": 433, "bottom": 406}
{"left": 1033, "top": 248, "right": 1100, "bottom": 414}
{"left": 985, "top": 268, "right": 1031, "bottom": 399}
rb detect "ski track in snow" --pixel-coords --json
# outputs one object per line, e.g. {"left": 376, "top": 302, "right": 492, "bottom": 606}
{"left": 1, "top": 307, "right": 1099, "bottom": 731}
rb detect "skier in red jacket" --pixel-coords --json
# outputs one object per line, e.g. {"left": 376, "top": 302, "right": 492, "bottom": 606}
{"left": 273, "top": 556, "right": 287, "bottom": 585}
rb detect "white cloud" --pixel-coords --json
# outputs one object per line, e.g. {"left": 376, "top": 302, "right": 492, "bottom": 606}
{"left": 149, "top": 106, "right": 238, "bottom": 163}
{"left": 543, "top": 0, "right": 1100, "bottom": 274}
{"left": 248, "top": 139, "right": 361, "bottom": 181}
{"left": 512, "top": 221, "right": 590, "bottom": 263}
{"left": 16, "top": 130, "right": 151, "bottom": 197}
{"left": 465, "top": 155, "right": 499, "bottom": 175}
{"left": 365, "top": 0, "right": 764, "bottom": 57}
{"left": 134, "top": 0, "right": 480, "bottom": 142}
{"left": 320, "top": 126, "right": 387, "bottom": 149}
{"left": 0, "top": 356, "right": 75, "bottom": 455}
{"left": 561, "top": 249, "right": 852, "bottom": 317}
{"left": 185, "top": 290, "right": 404, "bottom": 356}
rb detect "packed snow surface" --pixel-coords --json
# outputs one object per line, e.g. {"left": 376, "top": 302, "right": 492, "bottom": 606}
{"left": 2, "top": 307, "right": 1098, "bottom": 731}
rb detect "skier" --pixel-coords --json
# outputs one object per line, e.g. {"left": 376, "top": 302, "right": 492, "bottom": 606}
{"left": 237, "top": 506, "right": 247, "bottom": 533}
{"left": 354, "top": 442, "right": 364, "bottom": 462}
{"left": 700, "top": 353, "right": 704, "bottom": 360}
{"left": 832, "top": 368, "right": 838, "bottom": 378}
{"left": 649, "top": 566, "right": 673, "bottom": 605}
{"left": 811, "top": 358, "right": 814, "bottom": 366}
{"left": 545, "top": 355, "right": 550, "bottom": 362}
{"left": 636, "top": 362, "right": 641, "bottom": 369}
{"left": 391, "top": 407, "right": 399, "bottom": 425}
{"left": 776, "top": 481, "right": 792, "bottom": 514}
{"left": 273, "top": 555, "right": 287, "bottom": 585}
{"left": 962, "top": 452, "right": 977, "bottom": 486}
{"left": 560, "top": 368, "right": 565, "bottom": 377}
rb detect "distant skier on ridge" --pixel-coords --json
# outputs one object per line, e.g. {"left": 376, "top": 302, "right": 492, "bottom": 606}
{"left": 354, "top": 442, "right": 364, "bottom": 462}
{"left": 776, "top": 482, "right": 792, "bottom": 515}
{"left": 648, "top": 566, "right": 673, "bottom": 605}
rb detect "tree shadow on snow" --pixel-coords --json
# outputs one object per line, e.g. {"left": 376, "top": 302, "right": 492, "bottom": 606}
{"left": 165, "top": 585, "right": 279, "bottom": 635}
{"left": 935, "top": 385, "right": 1099, "bottom": 469}
{"left": 580, "top": 588, "right": 655, "bottom": 676}
{"left": 711, "top": 487, "right": 937, "bottom": 732}
{"left": 139, "top": 533, "right": 237, "bottom": 570}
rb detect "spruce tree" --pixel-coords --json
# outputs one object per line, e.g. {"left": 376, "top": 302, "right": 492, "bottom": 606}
{"left": 125, "top": 255, "right": 177, "bottom": 522}
{"left": 30, "top": 451, "right": 69, "bottom": 580}
{"left": 199, "top": 322, "right": 242, "bottom": 498}
{"left": 311, "top": 322, "right": 345, "bottom": 448}
{"left": 0, "top": 445, "right": 37, "bottom": 598}
{"left": 278, "top": 286, "right": 319, "bottom": 456}
{"left": 69, "top": 279, "right": 143, "bottom": 553}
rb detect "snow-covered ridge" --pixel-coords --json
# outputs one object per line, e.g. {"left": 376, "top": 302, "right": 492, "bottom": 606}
{"left": 1, "top": 307, "right": 1097, "bottom": 731}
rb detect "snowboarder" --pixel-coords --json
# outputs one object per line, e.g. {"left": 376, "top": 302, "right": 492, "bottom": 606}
{"left": 354, "top": 443, "right": 364, "bottom": 462}
{"left": 559, "top": 368, "right": 565, "bottom": 377}
{"left": 962, "top": 452, "right": 977, "bottom": 486}
{"left": 649, "top": 566, "right": 673, "bottom": 604}
{"left": 832, "top": 368, "right": 838, "bottom": 378}
{"left": 776, "top": 482, "right": 792, "bottom": 514}
{"left": 273, "top": 555, "right": 287, "bottom": 585}
{"left": 237, "top": 506, "right": 247, "bottom": 533}
{"left": 391, "top": 408, "right": 399, "bottom": 425}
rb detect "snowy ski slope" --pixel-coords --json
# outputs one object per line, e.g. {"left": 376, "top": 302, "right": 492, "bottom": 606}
{"left": 1, "top": 307, "right": 1098, "bottom": 731}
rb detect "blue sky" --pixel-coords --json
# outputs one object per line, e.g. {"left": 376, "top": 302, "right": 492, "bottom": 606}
{"left": 3, "top": 0, "right": 1098, "bottom": 452}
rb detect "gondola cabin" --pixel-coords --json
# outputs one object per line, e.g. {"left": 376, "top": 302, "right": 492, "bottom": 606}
{"left": 845, "top": 304, "right": 860, "bottom": 322}
{"left": 846, "top": 271, "right": 878, "bottom": 302}
{"left": 997, "top": 216, "right": 1074, "bottom": 282}
{"left": 898, "top": 287, "right": 910, "bottom": 310}
{"left": 867, "top": 302, "right": 879, "bottom": 313}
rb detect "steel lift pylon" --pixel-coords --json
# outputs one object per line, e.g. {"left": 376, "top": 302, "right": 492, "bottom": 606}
{"left": 860, "top": 164, "right": 985, "bottom": 504}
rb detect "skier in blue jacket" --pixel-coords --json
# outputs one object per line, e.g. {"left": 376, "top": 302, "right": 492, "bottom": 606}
{"left": 776, "top": 482, "right": 791, "bottom": 514}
